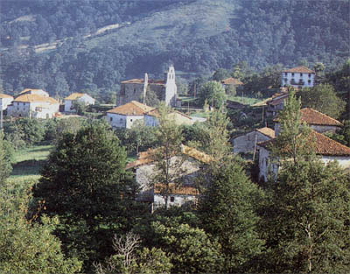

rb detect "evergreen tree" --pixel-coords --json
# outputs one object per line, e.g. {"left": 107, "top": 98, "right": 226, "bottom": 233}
{"left": 0, "top": 132, "right": 12, "bottom": 182}
{"left": 198, "top": 160, "right": 264, "bottom": 273}
{"left": 33, "top": 121, "right": 137, "bottom": 270}
{"left": 262, "top": 160, "right": 350, "bottom": 273}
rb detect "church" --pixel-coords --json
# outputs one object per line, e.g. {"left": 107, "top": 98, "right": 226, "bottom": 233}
{"left": 117, "top": 66, "right": 177, "bottom": 107}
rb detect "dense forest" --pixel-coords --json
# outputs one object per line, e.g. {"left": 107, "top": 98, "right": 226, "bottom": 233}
{"left": 0, "top": 0, "right": 349, "bottom": 101}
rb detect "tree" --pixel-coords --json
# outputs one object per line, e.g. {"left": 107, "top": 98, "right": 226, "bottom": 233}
{"left": 262, "top": 160, "right": 350, "bottom": 273}
{"left": 198, "top": 160, "right": 264, "bottom": 273}
{"left": 152, "top": 104, "right": 185, "bottom": 208}
{"left": 212, "top": 68, "right": 231, "bottom": 81}
{"left": 33, "top": 121, "right": 137, "bottom": 270}
{"left": 0, "top": 132, "right": 12, "bottom": 182}
{"left": 198, "top": 81, "right": 227, "bottom": 108}
{"left": 151, "top": 222, "right": 224, "bottom": 273}
{"left": 0, "top": 179, "right": 82, "bottom": 273}
{"left": 273, "top": 90, "right": 313, "bottom": 164}
{"left": 95, "top": 232, "right": 172, "bottom": 274}
{"left": 299, "top": 84, "right": 346, "bottom": 119}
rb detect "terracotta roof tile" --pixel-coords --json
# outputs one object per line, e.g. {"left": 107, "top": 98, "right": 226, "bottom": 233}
{"left": 121, "top": 78, "right": 144, "bottom": 84}
{"left": 64, "top": 93, "right": 86, "bottom": 100}
{"left": 258, "top": 130, "right": 350, "bottom": 156}
{"left": 107, "top": 101, "right": 154, "bottom": 116}
{"left": 256, "top": 127, "right": 275, "bottom": 139}
{"left": 300, "top": 108, "right": 342, "bottom": 126}
{"left": 0, "top": 93, "right": 13, "bottom": 99}
{"left": 14, "top": 94, "right": 59, "bottom": 104}
{"left": 283, "top": 66, "right": 315, "bottom": 74}
{"left": 154, "top": 183, "right": 199, "bottom": 196}
{"left": 221, "top": 77, "right": 243, "bottom": 85}
{"left": 126, "top": 144, "right": 213, "bottom": 169}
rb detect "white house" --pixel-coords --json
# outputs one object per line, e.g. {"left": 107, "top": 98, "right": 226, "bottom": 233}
{"left": 118, "top": 66, "right": 177, "bottom": 107}
{"left": 19, "top": 88, "right": 49, "bottom": 97}
{"left": 126, "top": 145, "right": 212, "bottom": 208}
{"left": 144, "top": 109, "right": 194, "bottom": 127}
{"left": 281, "top": 66, "right": 315, "bottom": 88}
{"left": 274, "top": 108, "right": 343, "bottom": 135}
{"left": 64, "top": 93, "right": 95, "bottom": 112}
{"left": 233, "top": 127, "right": 275, "bottom": 155}
{"left": 258, "top": 130, "right": 350, "bottom": 182}
{"left": 7, "top": 94, "right": 59, "bottom": 119}
{"left": 0, "top": 93, "right": 14, "bottom": 111}
{"left": 106, "top": 101, "right": 154, "bottom": 129}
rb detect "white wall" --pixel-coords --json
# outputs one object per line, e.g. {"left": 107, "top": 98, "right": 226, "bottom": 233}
{"left": 64, "top": 100, "right": 74, "bottom": 112}
{"left": 7, "top": 101, "right": 59, "bottom": 118}
{"left": 281, "top": 72, "right": 315, "bottom": 87}
{"left": 153, "top": 193, "right": 197, "bottom": 209}
{"left": 144, "top": 115, "right": 159, "bottom": 127}
{"left": 165, "top": 66, "right": 177, "bottom": 106}
{"left": 79, "top": 94, "right": 95, "bottom": 105}
{"left": 106, "top": 113, "right": 144, "bottom": 129}
{"left": 321, "top": 156, "right": 350, "bottom": 169}
{"left": 0, "top": 97, "right": 14, "bottom": 110}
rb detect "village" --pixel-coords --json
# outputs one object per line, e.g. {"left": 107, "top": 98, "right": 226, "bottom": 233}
{"left": 1, "top": 62, "right": 350, "bottom": 274}
{"left": 1, "top": 64, "right": 349, "bottom": 209}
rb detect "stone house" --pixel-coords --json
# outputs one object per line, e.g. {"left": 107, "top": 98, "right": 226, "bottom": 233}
{"left": 274, "top": 108, "right": 343, "bottom": 135}
{"left": 7, "top": 93, "right": 59, "bottom": 119}
{"left": 126, "top": 145, "right": 212, "bottom": 208}
{"left": 106, "top": 101, "right": 154, "bottom": 129}
{"left": 0, "top": 93, "right": 14, "bottom": 112}
{"left": 64, "top": 93, "right": 95, "bottom": 112}
{"left": 144, "top": 108, "right": 194, "bottom": 127}
{"left": 281, "top": 66, "right": 315, "bottom": 88}
{"left": 233, "top": 127, "right": 275, "bottom": 155}
{"left": 258, "top": 130, "right": 350, "bottom": 182}
{"left": 118, "top": 66, "right": 177, "bottom": 107}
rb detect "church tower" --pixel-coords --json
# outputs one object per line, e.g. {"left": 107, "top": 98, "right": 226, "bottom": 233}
{"left": 165, "top": 65, "right": 177, "bottom": 106}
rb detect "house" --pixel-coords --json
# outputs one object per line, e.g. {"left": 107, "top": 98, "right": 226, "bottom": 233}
{"left": 258, "top": 130, "right": 350, "bottom": 182}
{"left": 144, "top": 108, "right": 194, "bottom": 127}
{"left": 126, "top": 145, "right": 212, "bottom": 208}
{"left": 221, "top": 77, "right": 243, "bottom": 90}
{"left": 233, "top": 127, "right": 275, "bottom": 155}
{"left": 7, "top": 94, "right": 59, "bottom": 119}
{"left": 106, "top": 101, "right": 154, "bottom": 129}
{"left": 18, "top": 88, "right": 49, "bottom": 97}
{"left": 274, "top": 108, "right": 343, "bottom": 135}
{"left": 266, "top": 92, "right": 289, "bottom": 117}
{"left": 0, "top": 93, "right": 14, "bottom": 112}
{"left": 117, "top": 66, "right": 177, "bottom": 107}
{"left": 281, "top": 66, "right": 315, "bottom": 88}
{"left": 64, "top": 93, "right": 95, "bottom": 112}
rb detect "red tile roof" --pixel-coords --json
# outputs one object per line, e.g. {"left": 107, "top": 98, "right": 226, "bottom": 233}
{"left": 107, "top": 101, "right": 154, "bottom": 116}
{"left": 258, "top": 130, "right": 350, "bottom": 156}
{"left": 283, "top": 66, "right": 315, "bottom": 74}
{"left": 300, "top": 108, "right": 342, "bottom": 127}
{"left": 0, "top": 93, "right": 13, "bottom": 99}
{"left": 126, "top": 144, "right": 213, "bottom": 169}
{"left": 221, "top": 77, "right": 243, "bottom": 85}
{"left": 14, "top": 94, "right": 59, "bottom": 104}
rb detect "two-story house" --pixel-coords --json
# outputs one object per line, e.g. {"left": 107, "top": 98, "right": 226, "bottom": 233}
{"left": 281, "top": 66, "right": 315, "bottom": 87}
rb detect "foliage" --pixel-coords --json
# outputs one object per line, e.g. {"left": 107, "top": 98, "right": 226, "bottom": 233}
{"left": 198, "top": 81, "right": 227, "bottom": 108}
{"left": 153, "top": 104, "right": 184, "bottom": 208}
{"left": 261, "top": 160, "right": 350, "bottom": 273}
{"left": 0, "top": 179, "right": 82, "bottom": 274}
{"left": 299, "top": 84, "right": 346, "bottom": 119}
{"left": 272, "top": 90, "right": 313, "bottom": 163}
{"left": 212, "top": 68, "right": 231, "bottom": 81}
{"left": 198, "top": 160, "right": 264, "bottom": 272}
{"left": 32, "top": 121, "right": 139, "bottom": 270}
{"left": 95, "top": 233, "right": 172, "bottom": 274}
{"left": 0, "top": 132, "right": 13, "bottom": 182}
{"left": 151, "top": 222, "right": 224, "bottom": 273}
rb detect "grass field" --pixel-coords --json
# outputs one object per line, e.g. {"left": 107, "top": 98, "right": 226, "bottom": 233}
{"left": 10, "top": 145, "right": 53, "bottom": 180}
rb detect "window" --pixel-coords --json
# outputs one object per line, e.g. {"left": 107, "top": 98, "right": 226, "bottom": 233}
{"left": 300, "top": 73, "right": 303, "bottom": 77}
{"left": 110, "top": 117, "right": 113, "bottom": 122}
{"left": 308, "top": 80, "right": 311, "bottom": 84}
{"left": 170, "top": 197, "right": 175, "bottom": 202}
{"left": 284, "top": 72, "right": 287, "bottom": 76}
{"left": 35, "top": 107, "right": 42, "bottom": 112}
{"left": 130, "top": 119, "right": 133, "bottom": 122}
{"left": 292, "top": 73, "right": 294, "bottom": 76}
{"left": 308, "top": 73, "right": 311, "bottom": 77}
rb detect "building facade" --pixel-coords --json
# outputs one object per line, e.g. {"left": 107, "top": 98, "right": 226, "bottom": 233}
{"left": 64, "top": 93, "right": 95, "bottom": 112}
{"left": 281, "top": 66, "right": 315, "bottom": 88}
{"left": 118, "top": 66, "right": 177, "bottom": 107}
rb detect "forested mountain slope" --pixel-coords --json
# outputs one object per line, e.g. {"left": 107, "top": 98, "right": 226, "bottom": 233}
{"left": 0, "top": 0, "right": 349, "bottom": 101}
